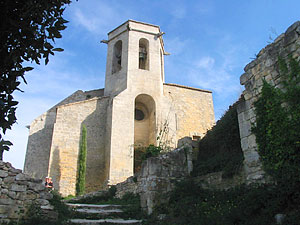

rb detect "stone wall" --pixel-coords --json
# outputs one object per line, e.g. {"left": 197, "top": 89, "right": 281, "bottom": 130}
{"left": 24, "top": 89, "right": 104, "bottom": 180}
{"left": 238, "top": 21, "right": 300, "bottom": 183}
{"left": 115, "top": 144, "right": 193, "bottom": 214}
{"left": 0, "top": 161, "right": 54, "bottom": 223}
{"left": 48, "top": 96, "right": 109, "bottom": 196}
{"left": 163, "top": 83, "right": 215, "bottom": 148}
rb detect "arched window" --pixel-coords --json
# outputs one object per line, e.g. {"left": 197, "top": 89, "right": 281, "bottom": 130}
{"left": 139, "top": 38, "right": 149, "bottom": 70}
{"left": 112, "top": 40, "right": 122, "bottom": 74}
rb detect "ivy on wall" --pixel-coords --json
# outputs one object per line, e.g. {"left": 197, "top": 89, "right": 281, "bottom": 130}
{"left": 76, "top": 125, "right": 87, "bottom": 196}
{"left": 252, "top": 56, "right": 300, "bottom": 182}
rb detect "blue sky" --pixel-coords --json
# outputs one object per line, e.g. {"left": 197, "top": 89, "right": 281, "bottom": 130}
{"left": 4, "top": 0, "right": 300, "bottom": 169}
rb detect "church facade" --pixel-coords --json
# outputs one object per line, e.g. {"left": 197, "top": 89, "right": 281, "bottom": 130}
{"left": 24, "top": 20, "right": 215, "bottom": 196}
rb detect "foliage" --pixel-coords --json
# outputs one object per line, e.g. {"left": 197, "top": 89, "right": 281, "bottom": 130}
{"left": 146, "top": 179, "right": 300, "bottom": 225}
{"left": 252, "top": 56, "right": 300, "bottom": 182}
{"left": 76, "top": 125, "right": 87, "bottom": 196}
{"left": 143, "top": 144, "right": 162, "bottom": 159}
{"left": 0, "top": 0, "right": 71, "bottom": 160}
{"left": 0, "top": 139, "right": 12, "bottom": 160}
{"left": 49, "top": 190, "right": 73, "bottom": 222}
{"left": 192, "top": 103, "right": 244, "bottom": 178}
{"left": 134, "top": 144, "right": 162, "bottom": 173}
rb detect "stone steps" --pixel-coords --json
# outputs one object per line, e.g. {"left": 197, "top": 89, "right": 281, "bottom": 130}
{"left": 67, "top": 203, "right": 142, "bottom": 225}
{"left": 70, "top": 218, "right": 142, "bottom": 224}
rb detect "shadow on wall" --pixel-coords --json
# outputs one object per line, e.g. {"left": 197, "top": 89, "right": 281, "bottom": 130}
{"left": 81, "top": 98, "right": 110, "bottom": 193}
{"left": 49, "top": 146, "right": 61, "bottom": 191}
{"left": 23, "top": 110, "right": 56, "bottom": 179}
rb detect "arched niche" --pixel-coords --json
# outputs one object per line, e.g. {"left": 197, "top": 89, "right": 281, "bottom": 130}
{"left": 138, "top": 38, "right": 149, "bottom": 70}
{"left": 112, "top": 40, "right": 122, "bottom": 74}
{"left": 134, "top": 94, "right": 156, "bottom": 172}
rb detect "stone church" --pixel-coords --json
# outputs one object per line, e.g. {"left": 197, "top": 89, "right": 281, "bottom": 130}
{"left": 24, "top": 20, "right": 215, "bottom": 196}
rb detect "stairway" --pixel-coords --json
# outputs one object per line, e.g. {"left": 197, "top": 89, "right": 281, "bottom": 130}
{"left": 67, "top": 203, "right": 142, "bottom": 224}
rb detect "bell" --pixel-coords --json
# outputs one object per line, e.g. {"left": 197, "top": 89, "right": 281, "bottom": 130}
{"left": 139, "top": 52, "right": 147, "bottom": 60}
{"left": 139, "top": 47, "right": 147, "bottom": 60}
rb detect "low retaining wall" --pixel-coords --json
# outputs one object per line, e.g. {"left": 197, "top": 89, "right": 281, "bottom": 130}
{"left": 116, "top": 145, "right": 193, "bottom": 214}
{"left": 0, "top": 161, "right": 54, "bottom": 223}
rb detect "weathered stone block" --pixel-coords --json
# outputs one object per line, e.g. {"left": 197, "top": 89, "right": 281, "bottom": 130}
{"left": 10, "top": 184, "right": 26, "bottom": 192}
{"left": 36, "top": 199, "right": 49, "bottom": 206}
{"left": 15, "top": 173, "right": 29, "bottom": 181}
{"left": 1, "top": 189, "right": 8, "bottom": 195}
{"left": 0, "top": 198, "right": 14, "bottom": 205}
{"left": 39, "top": 191, "right": 53, "bottom": 200}
{"left": 3, "top": 176, "right": 15, "bottom": 184}
{"left": 28, "top": 182, "right": 45, "bottom": 192}
{"left": 239, "top": 119, "right": 251, "bottom": 139}
{"left": 0, "top": 171, "right": 8, "bottom": 178}
{"left": 7, "top": 191, "right": 16, "bottom": 200}
{"left": 241, "top": 137, "right": 249, "bottom": 151}
{"left": 243, "top": 150, "right": 260, "bottom": 167}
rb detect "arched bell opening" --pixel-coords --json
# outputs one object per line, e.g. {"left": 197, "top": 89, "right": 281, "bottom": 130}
{"left": 112, "top": 40, "right": 122, "bottom": 74}
{"left": 134, "top": 94, "right": 156, "bottom": 173}
{"left": 138, "top": 38, "right": 149, "bottom": 70}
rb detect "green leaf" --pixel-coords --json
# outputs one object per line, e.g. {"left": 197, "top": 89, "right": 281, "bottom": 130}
{"left": 24, "top": 67, "right": 34, "bottom": 71}
{"left": 52, "top": 48, "right": 64, "bottom": 52}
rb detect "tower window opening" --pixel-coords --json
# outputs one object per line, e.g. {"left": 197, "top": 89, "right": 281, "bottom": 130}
{"left": 138, "top": 38, "right": 149, "bottom": 70}
{"left": 112, "top": 40, "right": 122, "bottom": 74}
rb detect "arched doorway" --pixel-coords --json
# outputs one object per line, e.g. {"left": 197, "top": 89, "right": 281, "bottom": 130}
{"left": 134, "top": 94, "right": 156, "bottom": 173}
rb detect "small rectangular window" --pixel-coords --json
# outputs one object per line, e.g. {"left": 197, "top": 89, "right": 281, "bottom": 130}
{"left": 192, "top": 135, "right": 201, "bottom": 141}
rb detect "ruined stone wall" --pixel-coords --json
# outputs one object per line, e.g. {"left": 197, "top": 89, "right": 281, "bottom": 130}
{"left": 0, "top": 161, "right": 54, "bottom": 223}
{"left": 115, "top": 144, "right": 193, "bottom": 214}
{"left": 238, "top": 21, "right": 300, "bottom": 183}
{"left": 162, "top": 83, "right": 215, "bottom": 147}
{"left": 48, "top": 96, "right": 109, "bottom": 196}
{"left": 24, "top": 89, "right": 104, "bottom": 180}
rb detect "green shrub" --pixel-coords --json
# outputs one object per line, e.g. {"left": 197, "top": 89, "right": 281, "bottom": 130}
{"left": 134, "top": 144, "right": 162, "bottom": 173}
{"left": 76, "top": 125, "right": 87, "bottom": 196}
{"left": 146, "top": 179, "right": 300, "bottom": 225}
{"left": 192, "top": 103, "right": 244, "bottom": 178}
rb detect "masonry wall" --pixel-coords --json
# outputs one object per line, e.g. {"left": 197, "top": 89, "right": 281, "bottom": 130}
{"left": 0, "top": 161, "right": 54, "bottom": 223}
{"left": 162, "top": 84, "right": 215, "bottom": 147}
{"left": 237, "top": 21, "right": 300, "bottom": 182}
{"left": 48, "top": 97, "right": 109, "bottom": 196}
{"left": 24, "top": 89, "right": 104, "bottom": 180}
{"left": 115, "top": 144, "right": 193, "bottom": 214}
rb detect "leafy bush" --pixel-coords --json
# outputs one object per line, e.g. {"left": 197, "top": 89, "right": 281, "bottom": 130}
{"left": 192, "top": 103, "right": 244, "bottom": 178}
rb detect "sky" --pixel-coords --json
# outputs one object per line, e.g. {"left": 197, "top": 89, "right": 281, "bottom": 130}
{"left": 4, "top": 0, "right": 300, "bottom": 169}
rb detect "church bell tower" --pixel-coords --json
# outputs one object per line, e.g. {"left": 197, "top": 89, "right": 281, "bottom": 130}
{"left": 103, "top": 20, "right": 167, "bottom": 185}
